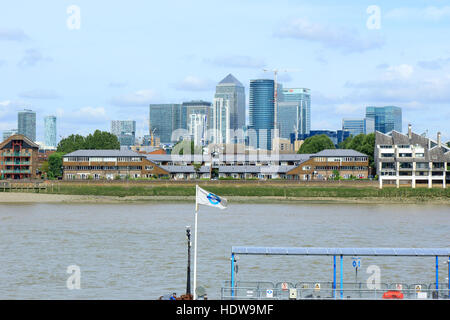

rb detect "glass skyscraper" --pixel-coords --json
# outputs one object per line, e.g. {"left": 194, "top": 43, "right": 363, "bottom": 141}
{"left": 149, "top": 104, "right": 183, "bottom": 144}
{"left": 277, "top": 88, "right": 311, "bottom": 140}
{"left": 18, "top": 109, "right": 36, "bottom": 141}
{"left": 111, "top": 120, "right": 136, "bottom": 146}
{"left": 44, "top": 115, "right": 57, "bottom": 148}
{"left": 248, "top": 79, "right": 274, "bottom": 150}
{"left": 342, "top": 118, "right": 375, "bottom": 136}
{"left": 212, "top": 74, "right": 246, "bottom": 144}
{"left": 365, "top": 106, "right": 402, "bottom": 134}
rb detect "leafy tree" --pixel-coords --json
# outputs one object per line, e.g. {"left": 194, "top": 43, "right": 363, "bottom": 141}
{"left": 57, "top": 131, "right": 120, "bottom": 153}
{"left": 297, "top": 134, "right": 335, "bottom": 154}
{"left": 57, "top": 134, "right": 85, "bottom": 153}
{"left": 84, "top": 130, "right": 120, "bottom": 150}
{"left": 172, "top": 140, "right": 202, "bottom": 155}
{"left": 338, "top": 133, "right": 376, "bottom": 171}
{"left": 48, "top": 152, "right": 65, "bottom": 179}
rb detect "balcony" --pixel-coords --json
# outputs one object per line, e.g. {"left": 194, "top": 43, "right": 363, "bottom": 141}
{"left": 2, "top": 169, "right": 31, "bottom": 174}
{"left": 1, "top": 152, "right": 31, "bottom": 157}
{"left": 2, "top": 161, "right": 31, "bottom": 165}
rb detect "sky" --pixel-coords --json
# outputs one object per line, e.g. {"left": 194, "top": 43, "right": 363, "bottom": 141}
{"left": 1, "top": 0, "right": 450, "bottom": 143}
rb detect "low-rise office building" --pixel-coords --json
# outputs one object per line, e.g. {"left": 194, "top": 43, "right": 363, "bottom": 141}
{"left": 62, "top": 149, "right": 169, "bottom": 180}
{"left": 61, "top": 149, "right": 370, "bottom": 181}
{"left": 375, "top": 125, "right": 450, "bottom": 188}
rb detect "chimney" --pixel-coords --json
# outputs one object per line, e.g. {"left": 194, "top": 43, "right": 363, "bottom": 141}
{"left": 437, "top": 132, "right": 441, "bottom": 148}
{"left": 408, "top": 124, "right": 412, "bottom": 139}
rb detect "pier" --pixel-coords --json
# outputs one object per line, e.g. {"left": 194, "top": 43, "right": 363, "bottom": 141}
{"left": 223, "top": 246, "right": 450, "bottom": 300}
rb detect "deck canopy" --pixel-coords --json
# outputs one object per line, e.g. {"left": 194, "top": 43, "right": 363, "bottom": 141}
{"left": 231, "top": 246, "right": 450, "bottom": 257}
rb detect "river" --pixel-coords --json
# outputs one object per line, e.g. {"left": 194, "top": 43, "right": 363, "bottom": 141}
{"left": 0, "top": 202, "right": 449, "bottom": 299}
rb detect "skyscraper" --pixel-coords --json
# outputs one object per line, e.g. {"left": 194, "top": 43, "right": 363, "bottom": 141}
{"left": 212, "top": 74, "right": 246, "bottom": 144}
{"left": 365, "top": 106, "right": 402, "bottom": 133}
{"left": 44, "top": 115, "right": 57, "bottom": 148}
{"left": 279, "top": 88, "right": 311, "bottom": 136}
{"left": 149, "top": 104, "right": 183, "bottom": 144}
{"left": 111, "top": 120, "right": 136, "bottom": 146}
{"left": 342, "top": 118, "right": 375, "bottom": 136}
{"left": 248, "top": 79, "right": 274, "bottom": 150}
{"left": 181, "top": 100, "right": 212, "bottom": 144}
{"left": 18, "top": 109, "right": 36, "bottom": 142}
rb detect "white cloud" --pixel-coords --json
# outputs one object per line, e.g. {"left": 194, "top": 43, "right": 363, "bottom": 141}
{"left": 275, "top": 18, "right": 385, "bottom": 53}
{"left": 110, "top": 89, "right": 159, "bottom": 107}
{"left": 172, "top": 76, "right": 215, "bottom": 91}
{"left": 206, "top": 55, "right": 266, "bottom": 69}
{"left": 75, "top": 106, "right": 106, "bottom": 118}
{"left": 385, "top": 6, "right": 450, "bottom": 21}
{"left": 19, "top": 89, "right": 60, "bottom": 100}
{"left": 383, "top": 64, "right": 414, "bottom": 80}
{"left": 0, "top": 28, "right": 29, "bottom": 41}
{"left": 17, "top": 48, "right": 52, "bottom": 67}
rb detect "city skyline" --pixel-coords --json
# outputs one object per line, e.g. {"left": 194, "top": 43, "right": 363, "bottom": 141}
{"left": 1, "top": 1, "right": 450, "bottom": 142}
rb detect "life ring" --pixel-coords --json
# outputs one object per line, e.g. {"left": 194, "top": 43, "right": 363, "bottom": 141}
{"left": 382, "top": 290, "right": 404, "bottom": 299}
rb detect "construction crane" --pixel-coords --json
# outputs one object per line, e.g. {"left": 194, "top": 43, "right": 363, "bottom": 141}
{"left": 150, "top": 128, "right": 157, "bottom": 146}
{"left": 262, "top": 68, "right": 301, "bottom": 139}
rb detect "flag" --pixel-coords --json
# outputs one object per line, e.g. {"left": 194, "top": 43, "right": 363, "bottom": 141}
{"left": 196, "top": 185, "right": 227, "bottom": 210}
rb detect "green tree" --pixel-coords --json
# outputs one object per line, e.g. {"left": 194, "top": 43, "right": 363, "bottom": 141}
{"left": 57, "top": 131, "right": 120, "bottom": 153}
{"left": 338, "top": 133, "right": 376, "bottom": 171}
{"left": 297, "top": 134, "right": 335, "bottom": 154}
{"left": 84, "top": 130, "right": 120, "bottom": 150}
{"left": 48, "top": 152, "right": 65, "bottom": 179}
{"left": 57, "top": 134, "right": 85, "bottom": 153}
{"left": 172, "top": 140, "right": 202, "bottom": 155}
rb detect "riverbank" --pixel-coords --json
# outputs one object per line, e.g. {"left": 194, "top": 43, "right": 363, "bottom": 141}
{"left": 1, "top": 184, "right": 450, "bottom": 204}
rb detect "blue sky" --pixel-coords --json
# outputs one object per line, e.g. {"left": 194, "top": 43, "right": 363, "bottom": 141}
{"left": 1, "top": 0, "right": 450, "bottom": 143}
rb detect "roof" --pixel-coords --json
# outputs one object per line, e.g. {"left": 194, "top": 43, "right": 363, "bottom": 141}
{"left": 64, "top": 149, "right": 144, "bottom": 157}
{"left": 313, "top": 149, "right": 367, "bottom": 157}
{"left": 0, "top": 134, "right": 39, "bottom": 149}
{"left": 232, "top": 246, "right": 450, "bottom": 257}
{"left": 218, "top": 73, "right": 244, "bottom": 87}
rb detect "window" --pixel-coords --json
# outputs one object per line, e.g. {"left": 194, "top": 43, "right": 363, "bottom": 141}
{"left": 399, "top": 153, "right": 412, "bottom": 157}
{"left": 415, "top": 153, "right": 424, "bottom": 158}
{"left": 381, "top": 153, "right": 394, "bottom": 158}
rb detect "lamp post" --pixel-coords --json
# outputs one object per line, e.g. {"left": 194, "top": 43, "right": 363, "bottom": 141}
{"left": 186, "top": 226, "right": 192, "bottom": 296}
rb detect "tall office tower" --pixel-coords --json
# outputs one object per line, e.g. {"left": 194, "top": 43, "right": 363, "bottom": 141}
{"left": 248, "top": 79, "right": 274, "bottom": 150}
{"left": 188, "top": 113, "right": 207, "bottom": 146}
{"left": 111, "top": 120, "right": 136, "bottom": 146}
{"left": 18, "top": 109, "right": 36, "bottom": 141}
{"left": 280, "top": 88, "right": 311, "bottom": 136}
{"left": 149, "top": 104, "right": 183, "bottom": 144}
{"left": 365, "top": 106, "right": 402, "bottom": 134}
{"left": 181, "top": 100, "right": 212, "bottom": 144}
{"left": 44, "top": 115, "right": 57, "bottom": 148}
{"left": 342, "top": 118, "right": 375, "bottom": 136}
{"left": 2, "top": 129, "right": 18, "bottom": 142}
{"left": 211, "top": 97, "right": 230, "bottom": 144}
{"left": 213, "top": 74, "right": 246, "bottom": 144}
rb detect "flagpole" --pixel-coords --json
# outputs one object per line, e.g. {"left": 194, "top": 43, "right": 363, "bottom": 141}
{"left": 193, "top": 185, "right": 199, "bottom": 300}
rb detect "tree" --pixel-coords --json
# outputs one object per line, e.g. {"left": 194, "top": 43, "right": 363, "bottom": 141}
{"left": 172, "top": 140, "right": 202, "bottom": 155}
{"left": 84, "top": 130, "right": 120, "bottom": 150}
{"left": 48, "top": 152, "right": 65, "bottom": 179}
{"left": 57, "top": 131, "right": 120, "bottom": 153}
{"left": 297, "top": 134, "right": 335, "bottom": 154}
{"left": 57, "top": 134, "right": 85, "bottom": 153}
{"left": 339, "top": 133, "right": 376, "bottom": 171}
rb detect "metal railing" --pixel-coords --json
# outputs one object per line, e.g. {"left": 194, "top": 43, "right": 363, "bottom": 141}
{"left": 221, "top": 281, "right": 450, "bottom": 300}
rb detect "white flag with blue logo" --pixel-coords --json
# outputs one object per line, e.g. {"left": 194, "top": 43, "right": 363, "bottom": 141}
{"left": 196, "top": 185, "right": 227, "bottom": 210}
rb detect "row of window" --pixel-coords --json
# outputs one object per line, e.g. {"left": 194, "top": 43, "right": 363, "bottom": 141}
{"left": 64, "top": 157, "right": 142, "bottom": 162}
{"left": 64, "top": 166, "right": 142, "bottom": 170}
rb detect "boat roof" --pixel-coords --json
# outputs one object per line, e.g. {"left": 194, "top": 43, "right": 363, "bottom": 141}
{"left": 232, "top": 246, "right": 450, "bottom": 257}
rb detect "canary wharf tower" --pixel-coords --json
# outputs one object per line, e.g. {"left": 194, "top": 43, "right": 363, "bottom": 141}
{"left": 212, "top": 74, "right": 246, "bottom": 144}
